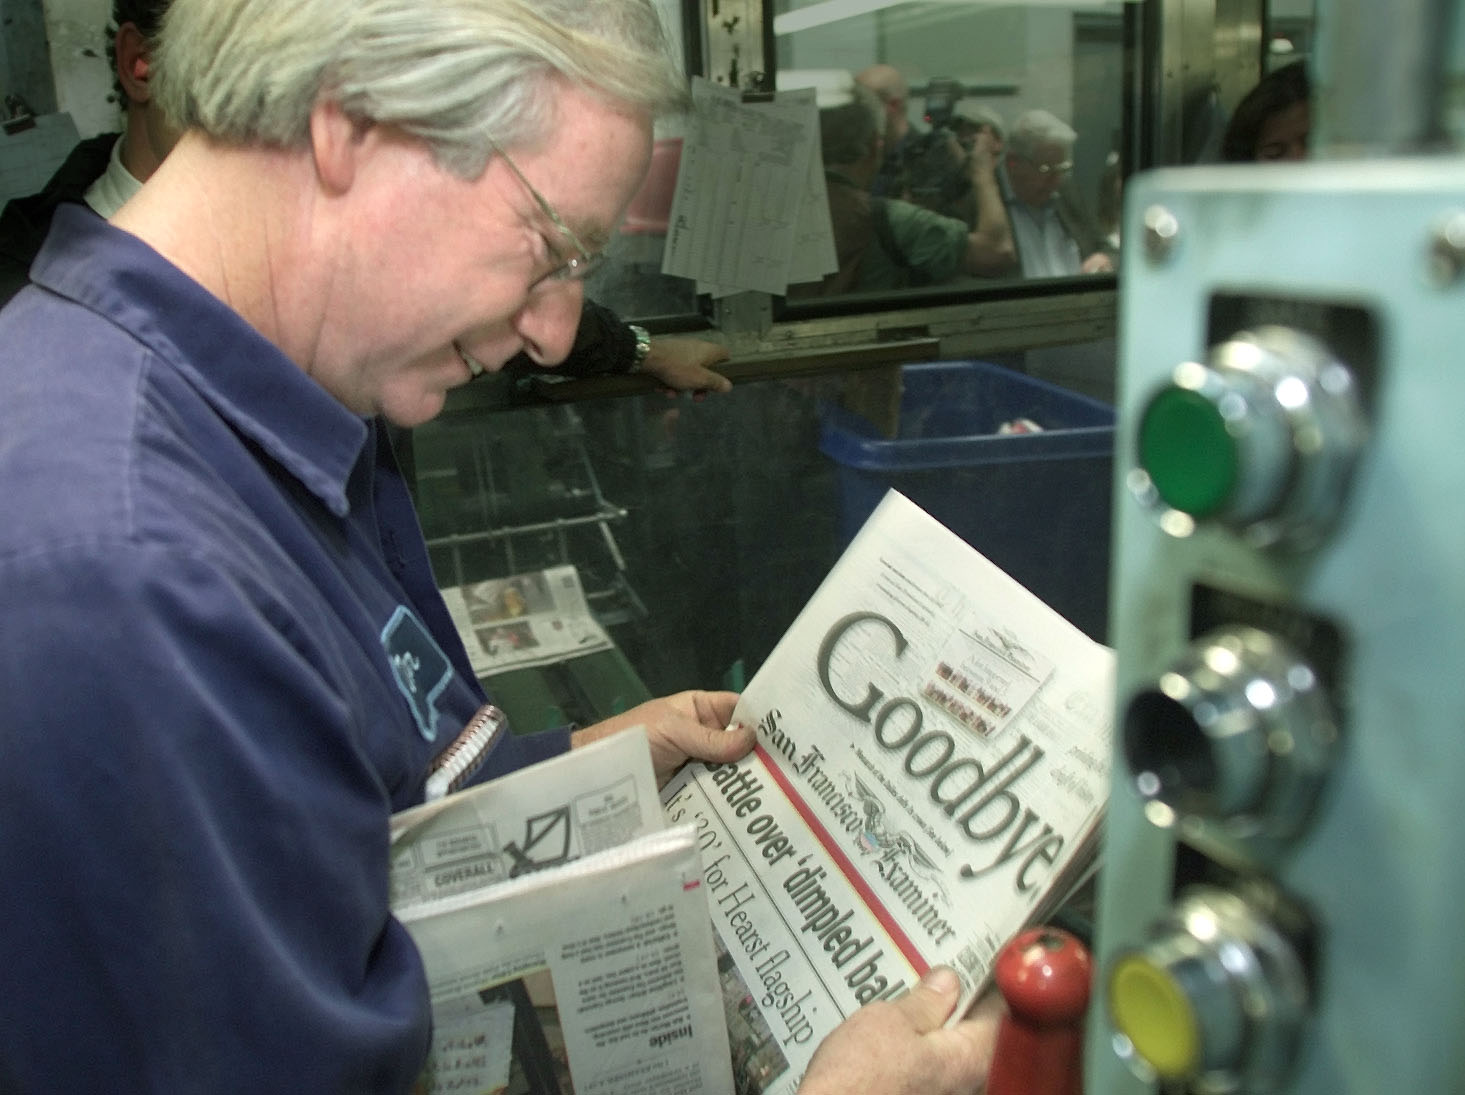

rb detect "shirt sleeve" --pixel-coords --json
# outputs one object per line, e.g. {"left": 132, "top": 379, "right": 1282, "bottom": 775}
{"left": 0, "top": 540, "right": 432, "bottom": 1094}
{"left": 503, "top": 298, "right": 636, "bottom": 378}
{"left": 468, "top": 719, "right": 575, "bottom": 784}
{"left": 886, "top": 199, "right": 970, "bottom": 285}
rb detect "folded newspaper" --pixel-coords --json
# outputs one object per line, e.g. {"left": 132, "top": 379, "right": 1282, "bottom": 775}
{"left": 440, "top": 564, "right": 613, "bottom": 677}
{"left": 661, "top": 488, "right": 1115, "bottom": 1095}
{"left": 391, "top": 729, "right": 735, "bottom": 1095}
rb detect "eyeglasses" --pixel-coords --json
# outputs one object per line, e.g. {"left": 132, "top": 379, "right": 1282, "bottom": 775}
{"left": 486, "top": 135, "right": 606, "bottom": 289}
{"left": 1016, "top": 156, "right": 1074, "bottom": 177}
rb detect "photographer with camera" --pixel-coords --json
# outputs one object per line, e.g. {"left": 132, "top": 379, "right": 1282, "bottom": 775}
{"left": 904, "top": 96, "right": 1010, "bottom": 228}
{"left": 859, "top": 74, "right": 1012, "bottom": 257}
{"left": 791, "top": 80, "right": 1015, "bottom": 296}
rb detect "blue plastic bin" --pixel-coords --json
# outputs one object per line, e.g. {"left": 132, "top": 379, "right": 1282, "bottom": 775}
{"left": 818, "top": 361, "right": 1116, "bottom": 641}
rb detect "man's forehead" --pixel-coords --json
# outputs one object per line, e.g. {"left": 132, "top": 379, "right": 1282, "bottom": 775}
{"left": 1030, "top": 141, "right": 1069, "bottom": 164}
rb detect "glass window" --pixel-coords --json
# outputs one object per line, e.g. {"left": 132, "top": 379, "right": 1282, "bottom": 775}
{"left": 581, "top": 130, "right": 701, "bottom": 320}
{"left": 411, "top": 381, "right": 851, "bottom": 724}
{"left": 411, "top": 333, "right": 1119, "bottom": 731}
{"left": 574, "top": 0, "right": 704, "bottom": 322}
{"left": 1266, "top": 0, "right": 1315, "bottom": 71}
{"left": 408, "top": 0, "right": 1140, "bottom": 732}
{"left": 774, "top": 0, "right": 1135, "bottom": 297}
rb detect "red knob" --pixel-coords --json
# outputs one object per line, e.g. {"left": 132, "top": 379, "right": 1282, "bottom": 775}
{"left": 985, "top": 927, "right": 1093, "bottom": 1095}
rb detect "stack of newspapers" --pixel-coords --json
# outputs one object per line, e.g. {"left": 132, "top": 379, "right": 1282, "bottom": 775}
{"left": 401, "top": 488, "right": 1115, "bottom": 1094}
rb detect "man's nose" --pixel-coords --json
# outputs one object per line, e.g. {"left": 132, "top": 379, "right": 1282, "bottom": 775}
{"left": 513, "top": 281, "right": 585, "bottom": 367}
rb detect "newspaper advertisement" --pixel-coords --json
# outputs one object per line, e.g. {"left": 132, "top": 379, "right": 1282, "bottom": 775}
{"left": 440, "top": 564, "right": 612, "bottom": 677}
{"left": 661, "top": 489, "right": 1115, "bottom": 1095}
{"left": 393, "top": 731, "right": 734, "bottom": 1095}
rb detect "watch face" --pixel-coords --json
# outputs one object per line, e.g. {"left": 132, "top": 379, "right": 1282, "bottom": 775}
{"left": 630, "top": 325, "right": 652, "bottom": 370}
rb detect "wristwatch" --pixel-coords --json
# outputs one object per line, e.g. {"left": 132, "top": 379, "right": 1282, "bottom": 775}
{"left": 627, "top": 324, "right": 652, "bottom": 374}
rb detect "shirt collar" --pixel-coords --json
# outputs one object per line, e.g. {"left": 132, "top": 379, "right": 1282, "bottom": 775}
{"left": 31, "top": 205, "right": 368, "bottom": 518}
{"left": 82, "top": 134, "right": 144, "bottom": 220}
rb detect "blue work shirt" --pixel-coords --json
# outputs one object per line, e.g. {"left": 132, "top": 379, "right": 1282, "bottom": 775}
{"left": 0, "top": 207, "right": 570, "bottom": 1092}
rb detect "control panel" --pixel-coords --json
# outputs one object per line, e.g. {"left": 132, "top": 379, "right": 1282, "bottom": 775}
{"left": 1084, "top": 160, "right": 1465, "bottom": 1093}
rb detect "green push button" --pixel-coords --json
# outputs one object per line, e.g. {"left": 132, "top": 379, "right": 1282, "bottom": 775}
{"left": 1138, "top": 386, "right": 1238, "bottom": 517}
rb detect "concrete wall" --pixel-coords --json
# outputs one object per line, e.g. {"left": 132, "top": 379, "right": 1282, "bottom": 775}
{"left": 41, "top": 0, "right": 116, "bottom": 137}
{"left": 777, "top": 5, "right": 1084, "bottom": 136}
{"left": 0, "top": 0, "right": 114, "bottom": 203}
{"left": 2, "top": 0, "right": 115, "bottom": 134}
{"left": 2, "top": 0, "right": 59, "bottom": 115}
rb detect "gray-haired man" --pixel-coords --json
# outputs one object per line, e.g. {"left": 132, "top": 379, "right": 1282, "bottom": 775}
{"left": 0, "top": 1, "right": 1000, "bottom": 1090}
{"left": 1003, "top": 108, "right": 1114, "bottom": 277}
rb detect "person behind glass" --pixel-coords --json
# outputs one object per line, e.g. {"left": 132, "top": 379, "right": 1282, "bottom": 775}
{"left": 1001, "top": 109, "right": 1114, "bottom": 277}
{"left": 904, "top": 103, "right": 1008, "bottom": 231}
{"left": 0, "top": 1, "right": 1002, "bottom": 1091}
{"left": 1094, "top": 148, "right": 1125, "bottom": 252}
{"left": 952, "top": 104, "right": 1006, "bottom": 160}
{"left": 0, "top": 0, "right": 730, "bottom": 397}
{"left": 856, "top": 62, "right": 923, "bottom": 199}
{"left": 1220, "top": 59, "right": 1310, "bottom": 163}
{"left": 792, "top": 81, "right": 1015, "bottom": 296}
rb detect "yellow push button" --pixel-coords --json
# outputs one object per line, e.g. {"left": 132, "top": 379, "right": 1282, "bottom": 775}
{"left": 1108, "top": 953, "right": 1201, "bottom": 1080}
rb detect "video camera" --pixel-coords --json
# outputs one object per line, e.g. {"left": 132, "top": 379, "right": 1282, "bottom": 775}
{"left": 921, "top": 77, "right": 966, "bottom": 131}
{"left": 905, "top": 77, "right": 973, "bottom": 213}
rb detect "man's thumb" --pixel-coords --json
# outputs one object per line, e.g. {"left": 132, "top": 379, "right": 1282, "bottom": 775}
{"left": 896, "top": 966, "right": 963, "bottom": 1033}
{"left": 701, "top": 722, "right": 757, "bottom": 762}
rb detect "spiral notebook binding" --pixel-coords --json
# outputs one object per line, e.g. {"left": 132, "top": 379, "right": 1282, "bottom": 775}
{"left": 424, "top": 703, "right": 506, "bottom": 802}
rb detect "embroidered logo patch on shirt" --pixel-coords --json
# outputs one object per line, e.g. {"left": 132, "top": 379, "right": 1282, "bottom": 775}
{"left": 381, "top": 605, "right": 453, "bottom": 742}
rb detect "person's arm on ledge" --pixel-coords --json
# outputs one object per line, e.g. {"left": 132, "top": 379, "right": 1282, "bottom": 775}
{"left": 508, "top": 300, "right": 731, "bottom": 396}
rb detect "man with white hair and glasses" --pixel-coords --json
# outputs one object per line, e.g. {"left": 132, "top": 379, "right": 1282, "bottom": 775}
{"left": 1002, "top": 108, "right": 1114, "bottom": 277}
{"left": 0, "top": 1, "right": 1001, "bottom": 1092}
{"left": 0, "top": 0, "right": 734, "bottom": 395}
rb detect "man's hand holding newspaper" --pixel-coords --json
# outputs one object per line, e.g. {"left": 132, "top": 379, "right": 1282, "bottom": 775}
{"left": 571, "top": 690, "right": 756, "bottom": 786}
{"left": 799, "top": 969, "right": 1005, "bottom": 1095}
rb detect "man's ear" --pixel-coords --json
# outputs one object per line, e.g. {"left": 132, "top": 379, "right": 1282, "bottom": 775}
{"left": 308, "top": 100, "right": 366, "bottom": 195}
{"left": 115, "top": 23, "right": 152, "bottom": 105}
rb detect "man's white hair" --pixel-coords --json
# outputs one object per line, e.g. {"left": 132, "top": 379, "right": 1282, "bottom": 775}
{"left": 153, "top": 0, "right": 687, "bottom": 178}
{"left": 1007, "top": 109, "right": 1077, "bottom": 160}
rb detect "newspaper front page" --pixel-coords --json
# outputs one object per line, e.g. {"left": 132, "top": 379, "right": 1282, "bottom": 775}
{"left": 393, "top": 731, "right": 734, "bottom": 1095}
{"left": 661, "top": 489, "right": 1115, "bottom": 1095}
